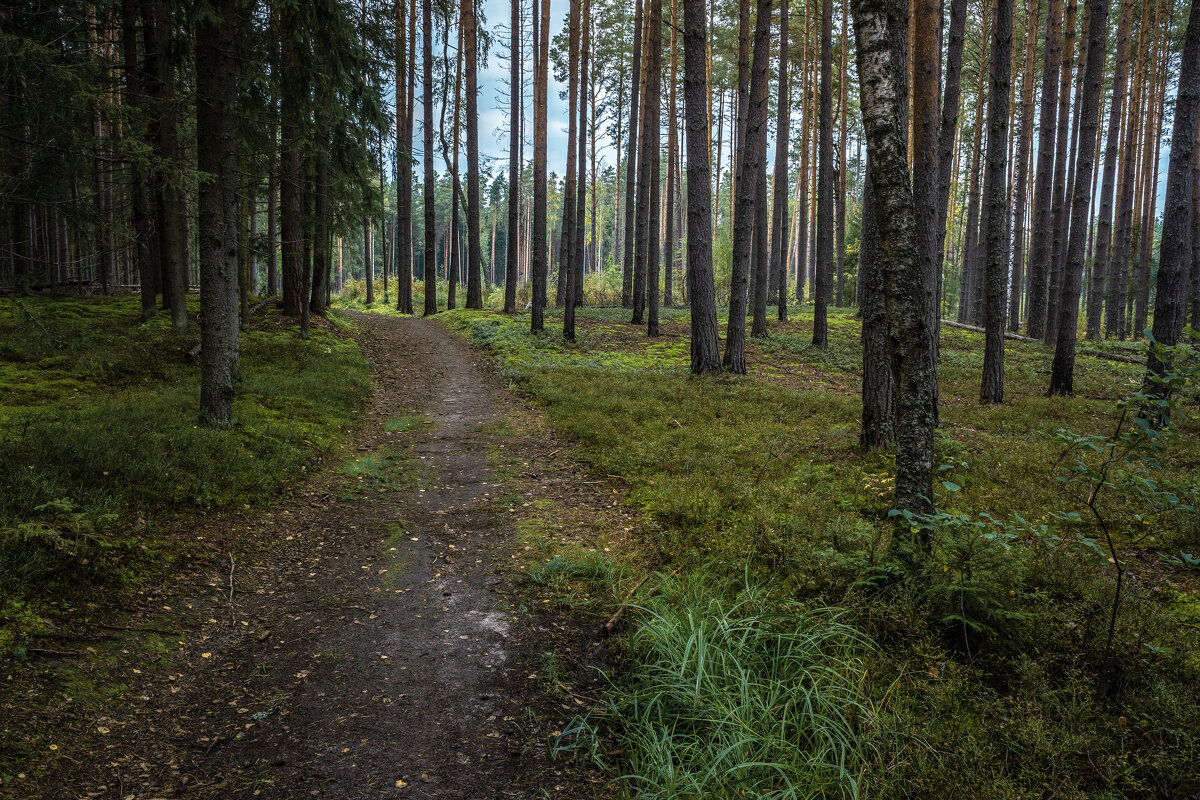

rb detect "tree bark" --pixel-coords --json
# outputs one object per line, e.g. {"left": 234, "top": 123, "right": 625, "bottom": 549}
{"left": 812, "top": 0, "right": 835, "bottom": 347}
{"left": 566, "top": 0, "right": 590, "bottom": 340}
{"left": 935, "top": 0, "right": 967, "bottom": 327}
{"left": 835, "top": 1, "right": 848, "bottom": 307}
{"left": 912, "top": 0, "right": 940, "bottom": 401}
{"left": 1025, "top": 0, "right": 1063, "bottom": 337}
{"left": 504, "top": 0, "right": 521, "bottom": 313}
{"left": 622, "top": 0, "right": 644, "bottom": 308}
{"left": 852, "top": 0, "right": 937, "bottom": 516}
{"left": 279, "top": 0, "right": 305, "bottom": 319}
{"left": 684, "top": 0, "right": 721, "bottom": 373}
{"left": 664, "top": 0, "right": 679, "bottom": 310}
{"left": 121, "top": 0, "right": 157, "bottom": 321}
{"left": 1008, "top": 0, "right": 1039, "bottom": 331}
{"left": 771, "top": 0, "right": 792, "bottom": 321}
{"left": 145, "top": 0, "right": 187, "bottom": 330}
{"left": 1087, "top": 0, "right": 1132, "bottom": 339}
{"left": 1048, "top": 0, "right": 1109, "bottom": 395}
{"left": 531, "top": 0, "right": 550, "bottom": 331}
{"left": 397, "top": 0, "right": 414, "bottom": 313}
{"left": 311, "top": 149, "right": 329, "bottom": 315}
{"left": 1042, "top": 0, "right": 1077, "bottom": 344}
{"left": 423, "top": 0, "right": 438, "bottom": 316}
{"left": 723, "top": 0, "right": 772, "bottom": 373}
{"left": 463, "top": 0, "right": 483, "bottom": 308}
{"left": 196, "top": 0, "right": 239, "bottom": 428}
{"left": 1146, "top": 0, "right": 1200, "bottom": 387}
{"left": 558, "top": 0, "right": 580, "bottom": 309}
{"left": 644, "top": 0, "right": 663, "bottom": 336}
{"left": 980, "top": 0, "right": 1012, "bottom": 403}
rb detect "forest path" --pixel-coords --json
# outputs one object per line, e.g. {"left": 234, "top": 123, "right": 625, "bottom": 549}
{"left": 37, "top": 313, "right": 605, "bottom": 800}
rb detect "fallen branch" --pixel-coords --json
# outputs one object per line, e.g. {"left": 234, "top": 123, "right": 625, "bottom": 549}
{"left": 941, "top": 319, "right": 1041, "bottom": 343}
{"left": 97, "top": 623, "right": 183, "bottom": 636}
{"left": 25, "top": 647, "right": 84, "bottom": 658}
{"left": 602, "top": 574, "right": 662, "bottom": 636}
{"left": 941, "top": 320, "right": 1144, "bottom": 364}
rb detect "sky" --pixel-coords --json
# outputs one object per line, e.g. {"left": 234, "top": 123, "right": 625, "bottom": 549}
{"left": 391, "top": 0, "right": 599, "bottom": 181}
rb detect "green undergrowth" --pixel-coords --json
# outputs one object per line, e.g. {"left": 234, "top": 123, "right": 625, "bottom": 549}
{"left": 443, "top": 304, "right": 1200, "bottom": 799}
{"left": 338, "top": 448, "right": 416, "bottom": 498}
{"left": 0, "top": 295, "right": 369, "bottom": 648}
{"left": 555, "top": 572, "right": 871, "bottom": 800}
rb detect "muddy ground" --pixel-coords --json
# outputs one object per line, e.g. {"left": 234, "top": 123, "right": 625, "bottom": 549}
{"left": 4, "top": 313, "right": 635, "bottom": 800}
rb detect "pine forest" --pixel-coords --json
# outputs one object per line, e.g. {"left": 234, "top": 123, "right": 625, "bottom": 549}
{"left": 2, "top": 0, "right": 1200, "bottom": 796}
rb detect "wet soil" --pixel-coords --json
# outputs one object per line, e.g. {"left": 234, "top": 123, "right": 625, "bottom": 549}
{"left": 6, "top": 313, "right": 618, "bottom": 799}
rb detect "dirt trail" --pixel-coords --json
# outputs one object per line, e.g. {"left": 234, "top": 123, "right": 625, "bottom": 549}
{"left": 21, "top": 314, "right": 607, "bottom": 800}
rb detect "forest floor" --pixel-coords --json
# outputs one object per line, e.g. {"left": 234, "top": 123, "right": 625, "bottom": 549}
{"left": 4, "top": 313, "right": 629, "bottom": 799}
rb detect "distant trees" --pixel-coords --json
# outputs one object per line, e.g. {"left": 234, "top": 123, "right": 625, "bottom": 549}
{"left": 4, "top": 0, "right": 1199, "bottom": 454}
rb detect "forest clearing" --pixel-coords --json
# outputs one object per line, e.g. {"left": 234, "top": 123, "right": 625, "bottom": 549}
{"left": 4, "top": 0, "right": 1200, "bottom": 796}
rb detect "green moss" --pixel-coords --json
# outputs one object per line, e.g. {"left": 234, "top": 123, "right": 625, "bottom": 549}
{"left": 0, "top": 296, "right": 370, "bottom": 645}
{"left": 383, "top": 414, "right": 428, "bottom": 432}
{"left": 442, "top": 304, "right": 1200, "bottom": 799}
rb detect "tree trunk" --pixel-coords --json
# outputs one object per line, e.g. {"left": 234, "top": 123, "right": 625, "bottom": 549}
{"left": 531, "top": 0, "right": 550, "bottom": 330}
{"left": 1087, "top": 0, "right": 1132, "bottom": 340}
{"left": 145, "top": 0, "right": 187, "bottom": 330}
{"left": 1043, "top": 0, "right": 1077, "bottom": 344}
{"left": 311, "top": 150, "right": 329, "bottom": 315}
{"left": 723, "top": 0, "right": 772, "bottom": 373}
{"left": 1048, "top": 0, "right": 1109, "bottom": 395}
{"left": 1146, "top": 0, "right": 1200, "bottom": 388}
{"left": 835, "top": 1, "right": 848, "bottom": 308}
{"left": 957, "top": 1, "right": 988, "bottom": 325}
{"left": 463, "top": 0, "right": 482, "bottom": 308}
{"left": 980, "top": 0, "right": 1012, "bottom": 403}
{"left": 504, "top": 0, "right": 521, "bottom": 313}
{"left": 1108, "top": 0, "right": 1148, "bottom": 338}
{"left": 644, "top": 0, "right": 663, "bottom": 336}
{"left": 621, "top": 0, "right": 644, "bottom": 308}
{"left": 1008, "top": 0, "right": 1040, "bottom": 331}
{"left": 279, "top": 1, "right": 305, "bottom": 319}
{"left": 566, "top": 0, "right": 589, "bottom": 340}
{"left": 812, "top": 0, "right": 835, "bottom": 347}
{"left": 1192, "top": 123, "right": 1200, "bottom": 331}
{"left": 859, "top": 170, "right": 894, "bottom": 449}
{"left": 771, "top": 0, "right": 792, "bottom": 321}
{"left": 664, "top": 0, "right": 678, "bottom": 311}
{"left": 1134, "top": 2, "right": 1170, "bottom": 339}
{"left": 632, "top": 1, "right": 654, "bottom": 326}
{"left": 121, "top": 0, "right": 157, "bottom": 320}
{"left": 684, "top": 0, "right": 721, "bottom": 373}
{"left": 423, "top": 0, "right": 438, "bottom": 316}
{"left": 558, "top": 0, "right": 580, "bottom": 309}
{"left": 396, "top": 0, "right": 414, "bottom": 313}
{"left": 196, "top": 0, "right": 239, "bottom": 428}
{"left": 852, "top": 0, "right": 937, "bottom": 517}
{"left": 912, "top": 0, "right": 940, "bottom": 400}
{"left": 1025, "top": 0, "right": 1063, "bottom": 337}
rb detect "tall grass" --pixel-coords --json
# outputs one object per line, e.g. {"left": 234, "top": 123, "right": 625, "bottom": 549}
{"left": 566, "top": 574, "right": 871, "bottom": 800}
